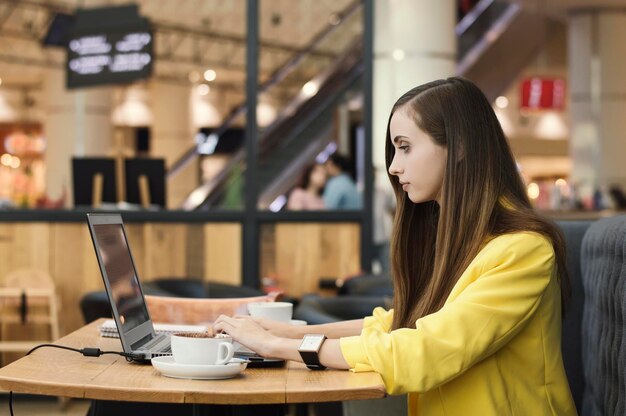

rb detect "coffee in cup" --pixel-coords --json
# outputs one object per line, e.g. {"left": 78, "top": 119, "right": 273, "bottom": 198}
{"left": 247, "top": 301, "right": 293, "bottom": 323}
{"left": 170, "top": 332, "right": 234, "bottom": 366}
{"left": 174, "top": 332, "right": 214, "bottom": 339}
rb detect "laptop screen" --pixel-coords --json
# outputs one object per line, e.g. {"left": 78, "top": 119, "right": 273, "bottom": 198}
{"left": 92, "top": 223, "right": 150, "bottom": 333}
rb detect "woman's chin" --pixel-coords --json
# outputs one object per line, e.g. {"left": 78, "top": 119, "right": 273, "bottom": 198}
{"left": 407, "top": 192, "right": 436, "bottom": 204}
{"left": 406, "top": 193, "right": 422, "bottom": 204}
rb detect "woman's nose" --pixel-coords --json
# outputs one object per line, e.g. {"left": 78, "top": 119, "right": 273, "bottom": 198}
{"left": 388, "top": 158, "right": 401, "bottom": 176}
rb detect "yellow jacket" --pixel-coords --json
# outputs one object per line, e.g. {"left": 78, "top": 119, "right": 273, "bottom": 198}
{"left": 340, "top": 232, "right": 577, "bottom": 415}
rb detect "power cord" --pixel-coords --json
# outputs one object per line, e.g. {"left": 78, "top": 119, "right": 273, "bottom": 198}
{"left": 8, "top": 343, "right": 145, "bottom": 415}
{"left": 25, "top": 343, "right": 143, "bottom": 360}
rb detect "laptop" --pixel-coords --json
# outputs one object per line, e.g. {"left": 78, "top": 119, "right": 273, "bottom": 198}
{"left": 87, "top": 213, "right": 285, "bottom": 367}
{"left": 87, "top": 213, "right": 172, "bottom": 361}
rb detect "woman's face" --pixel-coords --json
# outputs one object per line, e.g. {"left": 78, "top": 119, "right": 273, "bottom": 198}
{"left": 309, "top": 164, "right": 327, "bottom": 188}
{"left": 388, "top": 108, "right": 447, "bottom": 204}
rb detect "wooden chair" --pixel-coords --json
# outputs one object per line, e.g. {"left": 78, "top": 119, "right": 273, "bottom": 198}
{"left": 0, "top": 269, "right": 60, "bottom": 357}
{"left": 144, "top": 291, "right": 282, "bottom": 325}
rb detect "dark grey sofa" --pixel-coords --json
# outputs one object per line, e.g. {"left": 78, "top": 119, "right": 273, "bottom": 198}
{"left": 578, "top": 216, "right": 626, "bottom": 416}
{"left": 559, "top": 220, "right": 594, "bottom": 413}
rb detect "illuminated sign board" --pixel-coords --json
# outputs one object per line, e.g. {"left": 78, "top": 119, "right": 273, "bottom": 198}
{"left": 66, "top": 5, "right": 152, "bottom": 89}
{"left": 520, "top": 78, "right": 566, "bottom": 111}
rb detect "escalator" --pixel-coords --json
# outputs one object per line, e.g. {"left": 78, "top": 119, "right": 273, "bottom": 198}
{"left": 457, "top": 0, "right": 557, "bottom": 101}
{"left": 187, "top": 40, "right": 363, "bottom": 210}
{"left": 174, "top": 0, "right": 558, "bottom": 211}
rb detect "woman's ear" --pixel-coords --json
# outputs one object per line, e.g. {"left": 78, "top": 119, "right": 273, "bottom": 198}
{"left": 455, "top": 142, "right": 465, "bottom": 163}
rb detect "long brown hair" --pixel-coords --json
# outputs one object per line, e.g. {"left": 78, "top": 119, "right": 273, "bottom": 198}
{"left": 385, "top": 77, "right": 570, "bottom": 330}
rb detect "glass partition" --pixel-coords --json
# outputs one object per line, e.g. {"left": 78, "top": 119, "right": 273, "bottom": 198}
{"left": 255, "top": 0, "right": 364, "bottom": 212}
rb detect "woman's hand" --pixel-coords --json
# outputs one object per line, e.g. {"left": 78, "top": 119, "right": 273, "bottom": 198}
{"left": 213, "top": 315, "right": 350, "bottom": 368}
{"left": 213, "top": 315, "right": 280, "bottom": 357}
{"left": 241, "top": 316, "right": 303, "bottom": 339}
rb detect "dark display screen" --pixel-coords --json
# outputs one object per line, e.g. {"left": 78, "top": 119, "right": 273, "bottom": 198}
{"left": 93, "top": 223, "right": 149, "bottom": 333}
{"left": 66, "top": 5, "right": 152, "bottom": 89}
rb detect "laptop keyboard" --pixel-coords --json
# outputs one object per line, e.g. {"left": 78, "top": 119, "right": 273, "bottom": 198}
{"left": 137, "top": 334, "right": 171, "bottom": 353}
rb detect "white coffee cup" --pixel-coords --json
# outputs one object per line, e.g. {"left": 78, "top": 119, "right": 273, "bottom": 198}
{"left": 170, "top": 333, "right": 234, "bottom": 366}
{"left": 247, "top": 302, "right": 293, "bottom": 323}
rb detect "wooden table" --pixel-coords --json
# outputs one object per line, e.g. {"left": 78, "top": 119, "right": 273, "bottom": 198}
{"left": 0, "top": 319, "right": 386, "bottom": 406}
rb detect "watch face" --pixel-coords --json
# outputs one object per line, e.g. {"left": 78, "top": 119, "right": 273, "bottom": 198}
{"left": 300, "top": 334, "right": 325, "bottom": 352}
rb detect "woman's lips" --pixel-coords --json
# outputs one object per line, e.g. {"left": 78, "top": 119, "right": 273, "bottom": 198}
{"left": 402, "top": 184, "right": 409, "bottom": 191}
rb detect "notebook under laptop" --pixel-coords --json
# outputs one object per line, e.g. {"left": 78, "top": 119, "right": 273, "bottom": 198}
{"left": 87, "top": 213, "right": 172, "bottom": 361}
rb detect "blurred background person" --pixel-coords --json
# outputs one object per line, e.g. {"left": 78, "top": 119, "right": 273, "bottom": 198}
{"left": 323, "top": 153, "right": 362, "bottom": 210}
{"left": 373, "top": 168, "right": 395, "bottom": 275}
{"left": 286, "top": 163, "right": 327, "bottom": 210}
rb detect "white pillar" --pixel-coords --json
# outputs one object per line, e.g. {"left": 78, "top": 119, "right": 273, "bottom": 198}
{"left": 151, "top": 81, "right": 196, "bottom": 208}
{"left": 43, "top": 69, "right": 113, "bottom": 205}
{"left": 569, "top": 9, "right": 626, "bottom": 197}
{"left": 372, "top": 0, "right": 457, "bottom": 170}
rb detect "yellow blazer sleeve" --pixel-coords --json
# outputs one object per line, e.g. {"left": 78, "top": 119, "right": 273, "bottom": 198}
{"left": 363, "top": 306, "right": 394, "bottom": 333}
{"left": 339, "top": 233, "right": 555, "bottom": 394}
{"left": 341, "top": 307, "right": 395, "bottom": 372}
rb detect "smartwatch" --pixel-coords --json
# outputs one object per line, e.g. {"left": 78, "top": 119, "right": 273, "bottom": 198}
{"left": 298, "top": 334, "right": 327, "bottom": 370}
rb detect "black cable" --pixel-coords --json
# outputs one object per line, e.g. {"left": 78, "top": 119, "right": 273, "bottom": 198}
{"left": 7, "top": 344, "right": 145, "bottom": 415}
{"left": 25, "top": 343, "right": 82, "bottom": 356}
{"left": 25, "top": 343, "right": 144, "bottom": 360}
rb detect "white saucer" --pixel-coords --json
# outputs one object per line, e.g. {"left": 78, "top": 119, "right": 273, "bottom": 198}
{"left": 151, "top": 356, "right": 247, "bottom": 380}
{"left": 290, "top": 319, "right": 307, "bottom": 326}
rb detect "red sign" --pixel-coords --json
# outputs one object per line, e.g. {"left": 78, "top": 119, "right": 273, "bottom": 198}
{"left": 520, "top": 78, "right": 566, "bottom": 110}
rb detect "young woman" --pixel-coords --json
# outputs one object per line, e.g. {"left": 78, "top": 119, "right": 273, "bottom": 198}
{"left": 214, "top": 77, "right": 577, "bottom": 415}
{"left": 286, "top": 163, "right": 327, "bottom": 210}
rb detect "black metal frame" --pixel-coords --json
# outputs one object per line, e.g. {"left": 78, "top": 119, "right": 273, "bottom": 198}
{"left": 243, "top": 0, "right": 260, "bottom": 288}
{"left": 240, "top": 0, "right": 374, "bottom": 288}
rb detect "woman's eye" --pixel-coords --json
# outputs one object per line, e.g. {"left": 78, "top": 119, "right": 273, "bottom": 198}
{"left": 398, "top": 145, "right": 409, "bottom": 152}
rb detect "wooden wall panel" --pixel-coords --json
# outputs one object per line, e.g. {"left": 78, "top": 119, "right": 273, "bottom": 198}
{"left": 320, "top": 224, "right": 361, "bottom": 279}
{"left": 141, "top": 224, "right": 188, "bottom": 280}
{"left": 274, "top": 223, "right": 360, "bottom": 297}
{"left": 203, "top": 223, "right": 242, "bottom": 286}
{"left": 259, "top": 224, "right": 276, "bottom": 282}
{"left": 0, "top": 224, "right": 51, "bottom": 282}
{"left": 50, "top": 224, "right": 102, "bottom": 335}
{"left": 186, "top": 225, "right": 205, "bottom": 279}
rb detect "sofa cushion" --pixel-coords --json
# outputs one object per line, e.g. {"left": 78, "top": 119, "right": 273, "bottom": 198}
{"left": 557, "top": 220, "right": 594, "bottom": 413}
{"left": 580, "top": 216, "right": 626, "bottom": 416}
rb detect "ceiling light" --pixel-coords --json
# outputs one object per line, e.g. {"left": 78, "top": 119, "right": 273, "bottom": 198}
{"left": 527, "top": 182, "right": 539, "bottom": 200}
{"left": 392, "top": 49, "right": 405, "bottom": 61}
{"left": 10, "top": 156, "right": 20, "bottom": 169}
{"left": 495, "top": 96, "right": 509, "bottom": 109}
{"left": 535, "top": 111, "right": 568, "bottom": 139}
{"left": 329, "top": 13, "right": 341, "bottom": 26}
{"left": 196, "top": 84, "right": 210, "bottom": 96}
{"left": 203, "top": 69, "right": 217, "bottom": 82}
{"left": 0, "top": 154, "right": 11, "bottom": 166}
{"left": 302, "top": 81, "right": 318, "bottom": 97}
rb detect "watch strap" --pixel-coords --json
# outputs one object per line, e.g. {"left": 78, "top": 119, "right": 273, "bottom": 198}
{"left": 299, "top": 350, "right": 327, "bottom": 370}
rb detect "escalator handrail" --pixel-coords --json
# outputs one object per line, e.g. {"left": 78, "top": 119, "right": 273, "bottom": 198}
{"left": 456, "top": 0, "right": 496, "bottom": 36}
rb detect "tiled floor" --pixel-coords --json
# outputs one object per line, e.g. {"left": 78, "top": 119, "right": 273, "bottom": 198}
{"left": 0, "top": 395, "right": 91, "bottom": 416}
